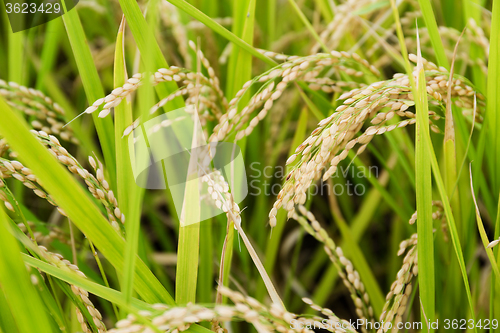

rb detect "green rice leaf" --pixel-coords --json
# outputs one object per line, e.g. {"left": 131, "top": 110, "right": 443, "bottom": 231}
{"left": 415, "top": 61, "right": 435, "bottom": 327}
{"left": 0, "top": 208, "right": 55, "bottom": 333}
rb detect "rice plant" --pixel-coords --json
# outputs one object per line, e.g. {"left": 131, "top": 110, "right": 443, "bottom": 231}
{"left": 0, "top": 0, "right": 499, "bottom": 332}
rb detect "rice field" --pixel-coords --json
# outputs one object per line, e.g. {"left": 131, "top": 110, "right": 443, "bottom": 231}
{"left": 0, "top": 0, "right": 499, "bottom": 332}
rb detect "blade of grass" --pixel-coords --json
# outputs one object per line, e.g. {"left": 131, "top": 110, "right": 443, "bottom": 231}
{"left": 427, "top": 132, "right": 478, "bottom": 329}
{"left": 175, "top": 37, "right": 202, "bottom": 306}
{"left": 117, "top": 0, "right": 188, "bottom": 142}
{"left": 16, "top": 226, "right": 147, "bottom": 309}
{"left": 0, "top": 289, "right": 19, "bottom": 333}
{"left": 198, "top": 218, "right": 213, "bottom": 303}
{"left": 8, "top": 30, "right": 24, "bottom": 83}
{"left": 219, "top": 221, "right": 234, "bottom": 303}
{"left": 0, "top": 208, "right": 55, "bottom": 333}
{"left": 175, "top": 184, "right": 200, "bottom": 304}
{"left": 234, "top": 216, "right": 284, "bottom": 307}
{"left": 415, "top": 47, "right": 435, "bottom": 328}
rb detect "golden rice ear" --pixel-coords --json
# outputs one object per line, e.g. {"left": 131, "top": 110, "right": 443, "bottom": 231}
{"left": 111, "top": 285, "right": 356, "bottom": 333}
{"left": 271, "top": 57, "right": 482, "bottom": 223}
{"left": 0, "top": 132, "right": 125, "bottom": 234}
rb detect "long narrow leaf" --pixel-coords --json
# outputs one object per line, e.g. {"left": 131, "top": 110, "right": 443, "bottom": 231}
{"left": 415, "top": 56, "right": 435, "bottom": 327}
{"left": 113, "top": 17, "right": 146, "bottom": 311}
{"left": 0, "top": 209, "right": 55, "bottom": 333}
